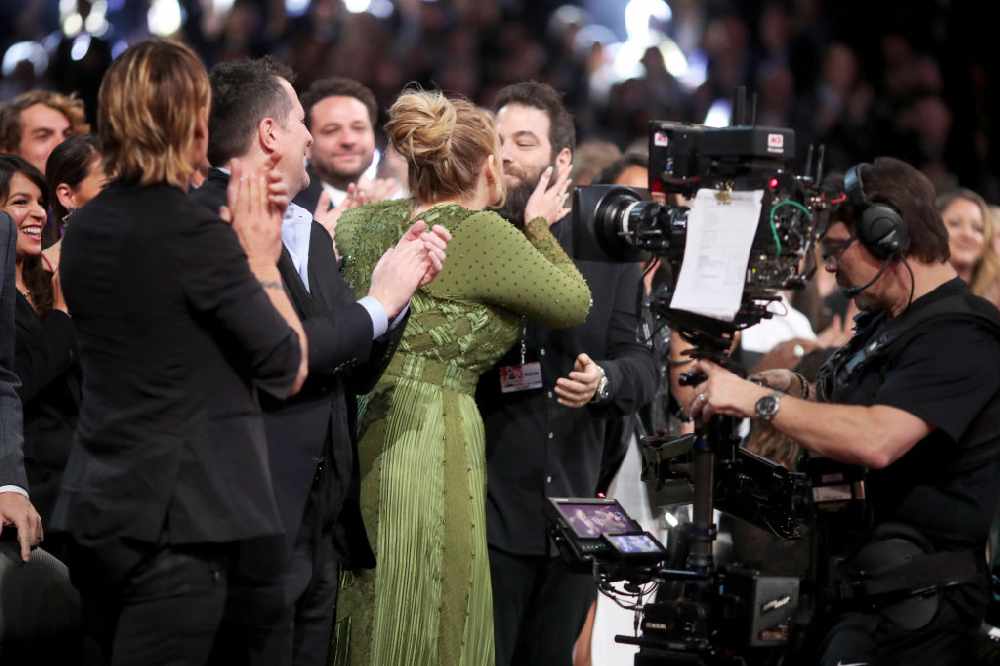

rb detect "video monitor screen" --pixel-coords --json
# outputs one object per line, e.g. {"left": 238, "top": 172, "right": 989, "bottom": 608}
{"left": 605, "top": 532, "right": 665, "bottom": 555}
{"left": 553, "top": 500, "right": 641, "bottom": 539}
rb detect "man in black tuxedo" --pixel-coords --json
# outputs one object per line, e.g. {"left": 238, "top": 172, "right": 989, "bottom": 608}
{"left": 190, "top": 57, "right": 448, "bottom": 666}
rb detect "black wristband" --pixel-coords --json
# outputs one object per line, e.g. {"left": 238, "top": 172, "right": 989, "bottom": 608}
{"left": 792, "top": 370, "right": 810, "bottom": 400}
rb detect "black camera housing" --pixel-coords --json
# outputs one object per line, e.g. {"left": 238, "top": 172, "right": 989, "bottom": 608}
{"left": 572, "top": 120, "right": 822, "bottom": 340}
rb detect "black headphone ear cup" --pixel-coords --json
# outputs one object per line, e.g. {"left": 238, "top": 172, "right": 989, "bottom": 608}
{"left": 858, "top": 204, "right": 908, "bottom": 259}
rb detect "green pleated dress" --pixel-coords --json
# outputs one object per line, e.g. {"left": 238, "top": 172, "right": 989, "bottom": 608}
{"left": 330, "top": 200, "right": 591, "bottom": 666}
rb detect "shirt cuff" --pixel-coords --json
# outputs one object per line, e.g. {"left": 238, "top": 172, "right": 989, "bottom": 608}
{"left": 0, "top": 485, "right": 28, "bottom": 497}
{"left": 390, "top": 303, "right": 410, "bottom": 331}
{"left": 358, "top": 296, "right": 390, "bottom": 339}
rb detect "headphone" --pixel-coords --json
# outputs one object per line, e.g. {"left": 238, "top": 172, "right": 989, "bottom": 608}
{"left": 843, "top": 163, "right": 909, "bottom": 260}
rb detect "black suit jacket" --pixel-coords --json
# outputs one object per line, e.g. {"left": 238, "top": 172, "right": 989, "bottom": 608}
{"left": 478, "top": 216, "right": 659, "bottom": 556}
{"left": 0, "top": 212, "right": 25, "bottom": 490}
{"left": 14, "top": 295, "right": 79, "bottom": 526}
{"left": 291, "top": 165, "right": 325, "bottom": 218}
{"left": 52, "top": 181, "right": 302, "bottom": 551}
{"left": 192, "top": 169, "right": 400, "bottom": 568}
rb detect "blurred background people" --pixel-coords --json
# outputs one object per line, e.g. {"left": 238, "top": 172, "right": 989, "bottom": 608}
{"left": 0, "top": 90, "right": 87, "bottom": 175}
{"left": 569, "top": 138, "right": 621, "bottom": 187}
{"left": 937, "top": 188, "right": 1000, "bottom": 308}
{"left": 44, "top": 133, "right": 105, "bottom": 243}
{"left": 295, "top": 76, "right": 398, "bottom": 216}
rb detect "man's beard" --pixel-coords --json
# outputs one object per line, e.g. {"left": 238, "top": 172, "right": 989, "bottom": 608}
{"left": 312, "top": 155, "right": 371, "bottom": 190}
{"left": 493, "top": 162, "right": 556, "bottom": 227}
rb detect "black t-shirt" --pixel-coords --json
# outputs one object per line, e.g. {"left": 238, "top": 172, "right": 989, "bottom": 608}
{"left": 835, "top": 279, "right": 1000, "bottom": 552}
{"left": 829, "top": 278, "right": 1000, "bottom": 621}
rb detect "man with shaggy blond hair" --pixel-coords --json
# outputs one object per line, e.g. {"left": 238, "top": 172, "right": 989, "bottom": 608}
{"left": 0, "top": 90, "right": 88, "bottom": 174}
{"left": 53, "top": 39, "right": 308, "bottom": 665}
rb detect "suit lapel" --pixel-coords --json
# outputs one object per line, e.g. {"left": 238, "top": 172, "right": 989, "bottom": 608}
{"left": 307, "top": 221, "right": 354, "bottom": 309}
{"left": 277, "top": 245, "right": 319, "bottom": 320}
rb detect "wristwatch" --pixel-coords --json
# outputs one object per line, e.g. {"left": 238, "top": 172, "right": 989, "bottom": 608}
{"left": 754, "top": 392, "right": 782, "bottom": 421}
{"left": 591, "top": 366, "right": 611, "bottom": 403}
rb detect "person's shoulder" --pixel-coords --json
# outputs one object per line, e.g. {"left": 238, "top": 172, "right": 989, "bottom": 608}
{"left": 460, "top": 208, "right": 510, "bottom": 226}
{"left": 188, "top": 171, "right": 228, "bottom": 211}
{"left": 897, "top": 312, "right": 1000, "bottom": 367}
{"left": 339, "top": 198, "right": 409, "bottom": 230}
{"left": 452, "top": 208, "right": 520, "bottom": 240}
{"left": 175, "top": 187, "right": 223, "bottom": 228}
{"left": 0, "top": 209, "right": 12, "bottom": 243}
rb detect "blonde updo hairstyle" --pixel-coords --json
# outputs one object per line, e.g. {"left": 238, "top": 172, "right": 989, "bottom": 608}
{"left": 386, "top": 89, "right": 503, "bottom": 207}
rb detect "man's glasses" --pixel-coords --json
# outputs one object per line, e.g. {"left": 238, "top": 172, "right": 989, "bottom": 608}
{"left": 819, "top": 234, "right": 856, "bottom": 263}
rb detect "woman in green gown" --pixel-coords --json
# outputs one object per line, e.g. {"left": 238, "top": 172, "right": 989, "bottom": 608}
{"left": 331, "top": 90, "right": 592, "bottom": 666}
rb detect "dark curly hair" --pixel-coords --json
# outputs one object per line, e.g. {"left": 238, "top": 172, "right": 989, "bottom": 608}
{"left": 494, "top": 81, "right": 576, "bottom": 158}
{"left": 0, "top": 153, "right": 53, "bottom": 313}
{"left": 301, "top": 77, "right": 378, "bottom": 130}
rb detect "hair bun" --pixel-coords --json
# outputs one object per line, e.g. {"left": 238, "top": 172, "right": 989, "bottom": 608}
{"left": 386, "top": 90, "right": 457, "bottom": 165}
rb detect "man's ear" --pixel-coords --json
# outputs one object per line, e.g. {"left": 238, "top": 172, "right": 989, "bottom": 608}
{"left": 554, "top": 147, "right": 572, "bottom": 171}
{"left": 484, "top": 154, "right": 504, "bottom": 207}
{"left": 55, "top": 183, "right": 76, "bottom": 213}
{"left": 258, "top": 117, "right": 278, "bottom": 155}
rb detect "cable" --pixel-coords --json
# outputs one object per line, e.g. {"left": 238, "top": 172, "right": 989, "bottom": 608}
{"left": 902, "top": 258, "right": 916, "bottom": 310}
{"left": 768, "top": 199, "right": 812, "bottom": 254}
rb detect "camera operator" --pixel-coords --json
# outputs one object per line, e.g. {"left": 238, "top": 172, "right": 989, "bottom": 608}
{"left": 688, "top": 157, "right": 1000, "bottom": 666}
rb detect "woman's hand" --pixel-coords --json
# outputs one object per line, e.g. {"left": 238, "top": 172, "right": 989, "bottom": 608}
{"left": 524, "top": 162, "right": 573, "bottom": 226}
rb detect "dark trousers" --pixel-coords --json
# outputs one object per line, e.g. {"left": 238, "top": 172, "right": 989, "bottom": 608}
{"left": 489, "top": 546, "right": 596, "bottom": 666}
{"left": 816, "top": 596, "right": 976, "bottom": 666}
{"left": 0, "top": 541, "right": 82, "bottom": 662}
{"left": 77, "top": 541, "right": 231, "bottom": 666}
{"left": 215, "top": 478, "right": 342, "bottom": 666}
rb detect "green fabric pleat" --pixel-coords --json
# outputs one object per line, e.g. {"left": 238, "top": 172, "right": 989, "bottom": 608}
{"left": 334, "top": 357, "right": 494, "bottom": 666}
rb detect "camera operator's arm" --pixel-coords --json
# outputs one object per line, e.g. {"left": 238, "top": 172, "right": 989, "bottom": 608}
{"left": 751, "top": 368, "right": 816, "bottom": 402}
{"left": 688, "top": 359, "right": 929, "bottom": 469}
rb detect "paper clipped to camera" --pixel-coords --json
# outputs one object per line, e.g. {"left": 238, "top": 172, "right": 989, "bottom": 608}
{"left": 669, "top": 188, "right": 764, "bottom": 322}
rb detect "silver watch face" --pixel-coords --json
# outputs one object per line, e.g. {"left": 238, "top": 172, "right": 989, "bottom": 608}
{"left": 755, "top": 394, "right": 780, "bottom": 420}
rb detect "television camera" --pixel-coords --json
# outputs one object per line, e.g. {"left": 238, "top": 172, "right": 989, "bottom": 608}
{"left": 560, "top": 89, "right": 840, "bottom": 664}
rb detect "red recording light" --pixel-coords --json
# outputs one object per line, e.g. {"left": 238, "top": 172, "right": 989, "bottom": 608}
{"left": 768, "top": 178, "right": 779, "bottom": 190}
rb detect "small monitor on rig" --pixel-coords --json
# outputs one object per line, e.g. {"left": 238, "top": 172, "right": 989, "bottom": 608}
{"left": 603, "top": 532, "right": 668, "bottom": 562}
{"left": 549, "top": 498, "right": 641, "bottom": 539}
